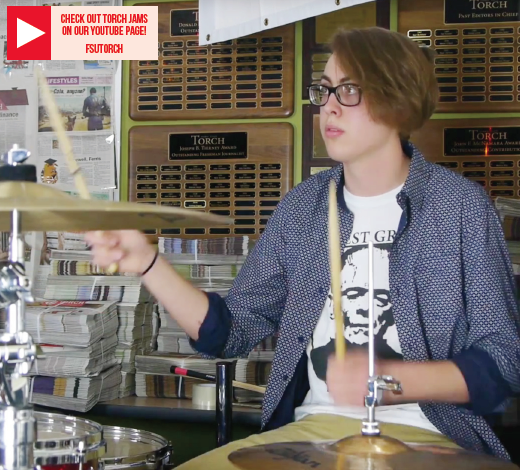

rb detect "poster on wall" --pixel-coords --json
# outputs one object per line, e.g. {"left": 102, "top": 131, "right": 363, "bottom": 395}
{"left": 0, "top": 0, "right": 119, "bottom": 195}
{"left": 0, "top": 75, "right": 38, "bottom": 158}
{"left": 36, "top": 75, "right": 116, "bottom": 191}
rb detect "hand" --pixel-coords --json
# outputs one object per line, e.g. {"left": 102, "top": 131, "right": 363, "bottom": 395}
{"left": 84, "top": 230, "right": 156, "bottom": 275}
{"left": 326, "top": 350, "right": 372, "bottom": 407}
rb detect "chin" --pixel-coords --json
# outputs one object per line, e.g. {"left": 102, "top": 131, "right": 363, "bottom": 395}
{"left": 326, "top": 148, "right": 356, "bottom": 164}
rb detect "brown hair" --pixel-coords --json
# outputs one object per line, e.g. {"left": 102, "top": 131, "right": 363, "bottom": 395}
{"left": 330, "top": 27, "right": 438, "bottom": 140}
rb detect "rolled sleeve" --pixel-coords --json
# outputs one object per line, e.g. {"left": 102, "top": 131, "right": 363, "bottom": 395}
{"left": 452, "top": 347, "right": 513, "bottom": 415}
{"left": 189, "top": 292, "right": 232, "bottom": 358}
{"left": 460, "top": 184, "right": 520, "bottom": 413}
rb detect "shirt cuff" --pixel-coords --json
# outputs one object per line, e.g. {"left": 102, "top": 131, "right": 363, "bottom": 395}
{"left": 188, "top": 292, "right": 232, "bottom": 357}
{"left": 452, "top": 347, "right": 513, "bottom": 415}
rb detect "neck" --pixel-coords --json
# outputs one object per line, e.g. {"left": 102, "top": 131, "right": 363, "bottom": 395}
{"left": 343, "top": 138, "right": 410, "bottom": 197}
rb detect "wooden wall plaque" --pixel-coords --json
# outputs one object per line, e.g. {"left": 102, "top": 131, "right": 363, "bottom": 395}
{"left": 302, "top": 0, "right": 390, "bottom": 99}
{"left": 129, "top": 123, "right": 293, "bottom": 241}
{"left": 410, "top": 118, "right": 520, "bottom": 199}
{"left": 398, "top": 0, "right": 520, "bottom": 112}
{"left": 302, "top": 104, "right": 337, "bottom": 180}
{"left": 130, "top": 1, "right": 295, "bottom": 120}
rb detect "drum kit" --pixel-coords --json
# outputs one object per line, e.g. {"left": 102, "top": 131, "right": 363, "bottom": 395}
{"left": 0, "top": 140, "right": 224, "bottom": 470}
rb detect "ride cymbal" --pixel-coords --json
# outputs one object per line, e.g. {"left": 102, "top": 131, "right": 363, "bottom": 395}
{"left": 228, "top": 438, "right": 520, "bottom": 470}
{"left": 0, "top": 181, "right": 232, "bottom": 231}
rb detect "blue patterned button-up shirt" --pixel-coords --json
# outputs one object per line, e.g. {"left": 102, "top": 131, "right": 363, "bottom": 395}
{"left": 191, "top": 141, "right": 520, "bottom": 459}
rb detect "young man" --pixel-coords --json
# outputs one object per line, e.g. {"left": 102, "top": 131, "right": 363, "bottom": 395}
{"left": 86, "top": 26, "right": 520, "bottom": 468}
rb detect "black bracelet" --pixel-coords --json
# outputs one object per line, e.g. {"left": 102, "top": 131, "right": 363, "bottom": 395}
{"left": 141, "top": 251, "right": 159, "bottom": 276}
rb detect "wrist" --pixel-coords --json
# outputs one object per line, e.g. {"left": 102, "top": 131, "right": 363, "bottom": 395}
{"left": 140, "top": 248, "right": 158, "bottom": 276}
{"left": 378, "top": 360, "right": 404, "bottom": 405}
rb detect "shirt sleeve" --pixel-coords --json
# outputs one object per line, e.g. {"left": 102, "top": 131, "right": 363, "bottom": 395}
{"left": 189, "top": 196, "right": 290, "bottom": 359}
{"left": 188, "top": 292, "right": 232, "bottom": 357}
{"left": 454, "top": 184, "right": 520, "bottom": 415}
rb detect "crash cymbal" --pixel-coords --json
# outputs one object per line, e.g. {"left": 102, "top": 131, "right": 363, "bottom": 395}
{"left": 0, "top": 181, "right": 232, "bottom": 232}
{"left": 228, "top": 438, "right": 520, "bottom": 470}
{"left": 329, "top": 433, "right": 411, "bottom": 455}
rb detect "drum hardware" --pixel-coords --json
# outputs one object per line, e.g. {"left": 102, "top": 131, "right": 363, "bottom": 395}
{"left": 0, "top": 64, "right": 230, "bottom": 470}
{"left": 0, "top": 140, "right": 231, "bottom": 470}
{"left": 33, "top": 411, "right": 106, "bottom": 470}
{"left": 0, "top": 144, "right": 39, "bottom": 470}
{"left": 101, "top": 426, "right": 173, "bottom": 470}
{"left": 227, "top": 182, "right": 520, "bottom": 469}
{"left": 169, "top": 363, "right": 265, "bottom": 447}
{"left": 216, "top": 362, "right": 233, "bottom": 448}
{"left": 327, "top": 180, "right": 403, "bottom": 444}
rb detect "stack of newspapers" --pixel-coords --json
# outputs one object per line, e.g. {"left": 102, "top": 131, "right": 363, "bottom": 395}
{"left": 27, "top": 300, "right": 121, "bottom": 411}
{"left": 25, "top": 232, "right": 157, "bottom": 407}
{"left": 45, "top": 232, "right": 88, "bottom": 251}
{"left": 154, "top": 236, "right": 249, "bottom": 354}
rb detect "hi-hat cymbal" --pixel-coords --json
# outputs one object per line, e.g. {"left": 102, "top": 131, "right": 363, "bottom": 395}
{"left": 228, "top": 437, "right": 520, "bottom": 470}
{"left": 0, "top": 181, "right": 232, "bottom": 231}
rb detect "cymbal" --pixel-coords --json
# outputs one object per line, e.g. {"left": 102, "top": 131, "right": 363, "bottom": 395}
{"left": 228, "top": 436, "right": 520, "bottom": 470}
{"left": 0, "top": 181, "right": 232, "bottom": 232}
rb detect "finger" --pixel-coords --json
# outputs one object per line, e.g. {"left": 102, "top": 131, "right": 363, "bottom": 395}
{"left": 90, "top": 246, "right": 125, "bottom": 267}
{"left": 85, "top": 231, "right": 110, "bottom": 245}
{"left": 95, "top": 231, "right": 121, "bottom": 247}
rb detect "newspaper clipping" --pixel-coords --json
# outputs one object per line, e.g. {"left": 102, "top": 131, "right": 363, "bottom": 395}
{"left": 37, "top": 75, "right": 116, "bottom": 190}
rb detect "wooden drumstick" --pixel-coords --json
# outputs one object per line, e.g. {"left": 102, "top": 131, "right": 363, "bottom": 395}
{"left": 328, "top": 180, "right": 345, "bottom": 362}
{"left": 36, "top": 66, "right": 118, "bottom": 274}
{"left": 233, "top": 381, "right": 265, "bottom": 394}
{"left": 170, "top": 367, "right": 266, "bottom": 394}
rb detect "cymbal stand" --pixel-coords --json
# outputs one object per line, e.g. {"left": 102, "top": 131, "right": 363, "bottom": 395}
{"left": 361, "top": 241, "right": 402, "bottom": 436}
{"left": 0, "top": 145, "right": 38, "bottom": 470}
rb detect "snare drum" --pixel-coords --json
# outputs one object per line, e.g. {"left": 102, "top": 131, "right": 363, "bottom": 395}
{"left": 34, "top": 411, "right": 106, "bottom": 470}
{"left": 101, "top": 427, "right": 173, "bottom": 470}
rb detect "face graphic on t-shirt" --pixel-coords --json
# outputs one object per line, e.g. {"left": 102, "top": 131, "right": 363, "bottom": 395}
{"left": 309, "top": 243, "right": 402, "bottom": 383}
{"left": 341, "top": 244, "right": 395, "bottom": 347}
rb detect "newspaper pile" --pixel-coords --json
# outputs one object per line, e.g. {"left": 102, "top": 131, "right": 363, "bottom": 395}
{"left": 27, "top": 234, "right": 157, "bottom": 404}
{"left": 26, "top": 300, "right": 121, "bottom": 412}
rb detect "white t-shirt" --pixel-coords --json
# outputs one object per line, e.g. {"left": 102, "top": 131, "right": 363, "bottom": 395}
{"left": 294, "top": 184, "right": 441, "bottom": 434}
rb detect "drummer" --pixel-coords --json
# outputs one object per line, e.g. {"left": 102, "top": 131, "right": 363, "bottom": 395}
{"left": 86, "top": 26, "right": 520, "bottom": 468}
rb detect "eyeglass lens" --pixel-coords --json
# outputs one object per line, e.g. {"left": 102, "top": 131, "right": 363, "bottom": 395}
{"left": 309, "top": 84, "right": 360, "bottom": 106}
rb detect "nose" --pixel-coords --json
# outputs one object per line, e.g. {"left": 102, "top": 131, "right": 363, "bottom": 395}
{"left": 322, "top": 91, "right": 342, "bottom": 116}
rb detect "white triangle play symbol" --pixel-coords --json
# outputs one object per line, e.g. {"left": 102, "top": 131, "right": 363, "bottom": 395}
{"left": 17, "top": 18, "right": 45, "bottom": 48}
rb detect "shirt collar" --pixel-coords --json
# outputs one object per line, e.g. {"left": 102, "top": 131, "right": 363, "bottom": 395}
{"left": 332, "top": 140, "right": 431, "bottom": 213}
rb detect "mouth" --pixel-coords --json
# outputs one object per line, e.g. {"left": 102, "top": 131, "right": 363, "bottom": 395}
{"left": 325, "top": 125, "right": 344, "bottom": 138}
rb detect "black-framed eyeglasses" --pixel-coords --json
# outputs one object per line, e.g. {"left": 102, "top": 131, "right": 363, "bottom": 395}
{"left": 308, "top": 84, "right": 362, "bottom": 107}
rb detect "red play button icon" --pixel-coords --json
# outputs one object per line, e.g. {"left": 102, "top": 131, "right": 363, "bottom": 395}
{"left": 6, "top": 7, "right": 52, "bottom": 60}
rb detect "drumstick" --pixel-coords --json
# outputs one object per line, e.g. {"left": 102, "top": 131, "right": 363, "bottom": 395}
{"left": 36, "top": 66, "right": 118, "bottom": 274}
{"left": 171, "top": 366, "right": 266, "bottom": 394}
{"left": 328, "top": 180, "right": 345, "bottom": 362}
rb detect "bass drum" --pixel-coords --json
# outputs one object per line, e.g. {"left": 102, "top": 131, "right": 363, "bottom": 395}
{"left": 34, "top": 411, "right": 106, "bottom": 470}
{"left": 101, "top": 426, "right": 173, "bottom": 470}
